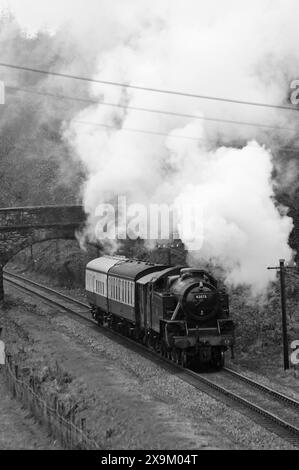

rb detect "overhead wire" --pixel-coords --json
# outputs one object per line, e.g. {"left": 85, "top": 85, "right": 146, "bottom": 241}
{"left": 1, "top": 61, "right": 298, "bottom": 112}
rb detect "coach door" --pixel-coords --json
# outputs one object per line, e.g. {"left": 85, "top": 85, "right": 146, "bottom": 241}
{"left": 146, "top": 283, "right": 154, "bottom": 331}
{"left": 138, "top": 284, "right": 147, "bottom": 329}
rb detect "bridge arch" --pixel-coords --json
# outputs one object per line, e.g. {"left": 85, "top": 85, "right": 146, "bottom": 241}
{"left": 0, "top": 205, "right": 86, "bottom": 300}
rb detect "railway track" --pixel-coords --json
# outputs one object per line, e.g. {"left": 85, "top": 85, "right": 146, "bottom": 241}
{"left": 3, "top": 270, "right": 299, "bottom": 447}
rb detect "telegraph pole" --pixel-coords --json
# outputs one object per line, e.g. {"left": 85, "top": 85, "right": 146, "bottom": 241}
{"left": 279, "top": 259, "right": 289, "bottom": 370}
{"left": 267, "top": 259, "right": 296, "bottom": 370}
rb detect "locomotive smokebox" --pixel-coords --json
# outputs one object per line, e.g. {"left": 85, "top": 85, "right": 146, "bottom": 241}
{"left": 170, "top": 268, "right": 221, "bottom": 323}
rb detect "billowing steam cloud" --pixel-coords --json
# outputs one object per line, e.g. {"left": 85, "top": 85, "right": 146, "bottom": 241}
{"left": 4, "top": 0, "right": 299, "bottom": 290}
{"left": 170, "top": 136, "right": 292, "bottom": 288}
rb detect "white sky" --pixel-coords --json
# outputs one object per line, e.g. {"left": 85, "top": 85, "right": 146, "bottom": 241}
{"left": 0, "top": 0, "right": 105, "bottom": 33}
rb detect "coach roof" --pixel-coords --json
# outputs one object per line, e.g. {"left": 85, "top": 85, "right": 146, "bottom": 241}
{"left": 108, "top": 259, "right": 168, "bottom": 281}
{"left": 86, "top": 255, "right": 127, "bottom": 274}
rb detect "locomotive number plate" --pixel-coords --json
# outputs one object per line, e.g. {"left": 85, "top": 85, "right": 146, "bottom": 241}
{"left": 195, "top": 294, "right": 208, "bottom": 299}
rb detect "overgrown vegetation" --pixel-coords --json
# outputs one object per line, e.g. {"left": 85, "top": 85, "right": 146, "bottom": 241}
{"left": 230, "top": 277, "right": 299, "bottom": 356}
{"left": 0, "top": 13, "right": 88, "bottom": 207}
{"left": 10, "top": 240, "right": 98, "bottom": 287}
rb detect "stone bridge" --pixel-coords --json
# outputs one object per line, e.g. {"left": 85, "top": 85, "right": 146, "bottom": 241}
{"left": 0, "top": 205, "right": 86, "bottom": 300}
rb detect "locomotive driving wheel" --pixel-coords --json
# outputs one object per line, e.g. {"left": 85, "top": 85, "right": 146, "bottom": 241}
{"left": 160, "top": 342, "right": 167, "bottom": 358}
{"left": 180, "top": 350, "right": 187, "bottom": 368}
{"left": 212, "top": 348, "right": 224, "bottom": 369}
{"left": 171, "top": 348, "right": 180, "bottom": 364}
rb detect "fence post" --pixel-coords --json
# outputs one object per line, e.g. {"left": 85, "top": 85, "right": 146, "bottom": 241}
{"left": 6, "top": 354, "right": 11, "bottom": 392}
{"left": 81, "top": 418, "right": 86, "bottom": 447}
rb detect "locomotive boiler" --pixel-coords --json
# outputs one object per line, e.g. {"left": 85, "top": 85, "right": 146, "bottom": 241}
{"left": 85, "top": 255, "right": 235, "bottom": 368}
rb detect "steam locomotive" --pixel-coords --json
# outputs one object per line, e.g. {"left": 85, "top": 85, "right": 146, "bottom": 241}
{"left": 85, "top": 256, "right": 235, "bottom": 368}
